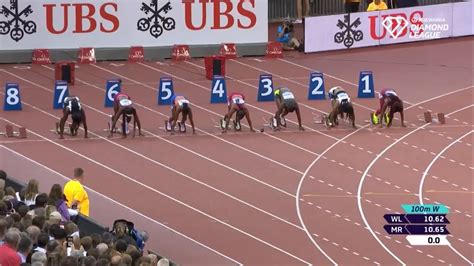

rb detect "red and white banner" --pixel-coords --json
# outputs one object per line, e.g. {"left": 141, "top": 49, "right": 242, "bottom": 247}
{"left": 304, "top": 2, "right": 473, "bottom": 53}
{"left": 0, "top": 0, "right": 268, "bottom": 50}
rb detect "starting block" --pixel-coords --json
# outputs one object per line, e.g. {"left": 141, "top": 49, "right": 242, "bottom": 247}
{"left": 3, "top": 124, "right": 27, "bottom": 138}
{"left": 5, "top": 124, "right": 14, "bottom": 137}
{"left": 424, "top": 112, "right": 432, "bottom": 123}
{"left": 437, "top": 113, "right": 446, "bottom": 124}
{"left": 424, "top": 112, "right": 446, "bottom": 124}
{"left": 18, "top": 127, "right": 27, "bottom": 138}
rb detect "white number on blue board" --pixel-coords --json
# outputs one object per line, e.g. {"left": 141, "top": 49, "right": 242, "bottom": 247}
{"left": 56, "top": 85, "right": 68, "bottom": 104}
{"left": 161, "top": 81, "right": 172, "bottom": 100}
{"left": 260, "top": 78, "right": 273, "bottom": 96}
{"left": 107, "top": 83, "right": 120, "bottom": 101}
{"left": 311, "top": 76, "right": 324, "bottom": 95}
{"left": 6, "top": 87, "right": 20, "bottom": 105}
{"left": 212, "top": 80, "right": 225, "bottom": 97}
{"left": 361, "top": 75, "right": 372, "bottom": 93}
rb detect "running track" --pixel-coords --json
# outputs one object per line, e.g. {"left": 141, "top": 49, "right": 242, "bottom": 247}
{"left": 0, "top": 37, "right": 472, "bottom": 265}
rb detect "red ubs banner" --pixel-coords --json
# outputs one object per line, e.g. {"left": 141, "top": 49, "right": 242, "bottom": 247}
{"left": 0, "top": 0, "right": 268, "bottom": 49}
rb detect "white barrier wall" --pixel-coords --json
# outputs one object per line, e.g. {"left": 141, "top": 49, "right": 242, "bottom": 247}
{"left": 304, "top": 1, "right": 473, "bottom": 53}
{"left": 0, "top": 0, "right": 268, "bottom": 50}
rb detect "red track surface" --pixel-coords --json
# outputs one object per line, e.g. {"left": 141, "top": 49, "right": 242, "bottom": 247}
{"left": 1, "top": 37, "right": 472, "bottom": 265}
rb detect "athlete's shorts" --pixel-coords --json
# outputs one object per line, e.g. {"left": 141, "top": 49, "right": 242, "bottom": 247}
{"left": 284, "top": 100, "right": 297, "bottom": 112}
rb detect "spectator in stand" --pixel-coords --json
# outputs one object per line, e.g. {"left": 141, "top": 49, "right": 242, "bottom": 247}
{"left": 34, "top": 232, "right": 49, "bottom": 254}
{"left": 114, "top": 239, "right": 128, "bottom": 253}
{"left": 90, "top": 233, "right": 101, "bottom": 248}
{"left": 0, "top": 201, "right": 7, "bottom": 218}
{"left": 17, "top": 233, "right": 33, "bottom": 263}
{"left": 25, "top": 225, "right": 41, "bottom": 248}
{"left": 31, "top": 216, "right": 46, "bottom": 231}
{"left": 87, "top": 247, "right": 99, "bottom": 259}
{"left": 0, "top": 218, "right": 7, "bottom": 244}
{"left": 52, "top": 226, "right": 67, "bottom": 246}
{"left": 81, "top": 236, "right": 93, "bottom": 252}
{"left": 4, "top": 186, "right": 16, "bottom": 198}
{"left": 158, "top": 258, "right": 170, "bottom": 266}
{"left": 101, "top": 232, "right": 114, "bottom": 247}
{"left": 48, "top": 184, "right": 70, "bottom": 222}
{"left": 16, "top": 179, "right": 39, "bottom": 207}
{"left": 83, "top": 256, "right": 96, "bottom": 266}
{"left": 48, "top": 211, "right": 63, "bottom": 228}
{"left": 18, "top": 205, "right": 29, "bottom": 218}
{"left": 96, "top": 243, "right": 108, "bottom": 256}
{"left": 0, "top": 229, "right": 21, "bottom": 266}
{"left": 28, "top": 192, "right": 48, "bottom": 215}
{"left": 148, "top": 253, "right": 159, "bottom": 265}
{"left": 45, "top": 239, "right": 59, "bottom": 254}
{"left": 277, "top": 18, "right": 304, "bottom": 51}
{"left": 344, "top": 0, "right": 360, "bottom": 13}
{"left": 0, "top": 170, "right": 6, "bottom": 191}
{"left": 367, "top": 0, "right": 388, "bottom": 11}
{"left": 295, "top": 0, "right": 311, "bottom": 23}
{"left": 121, "top": 254, "right": 133, "bottom": 265}
{"left": 0, "top": 172, "right": 162, "bottom": 265}
{"left": 397, "top": 0, "right": 417, "bottom": 8}
{"left": 111, "top": 221, "right": 135, "bottom": 246}
{"left": 64, "top": 168, "right": 90, "bottom": 216}
{"left": 64, "top": 222, "right": 79, "bottom": 238}
{"left": 31, "top": 251, "right": 47, "bottom": 265}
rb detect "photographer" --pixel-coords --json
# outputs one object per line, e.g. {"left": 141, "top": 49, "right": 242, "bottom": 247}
{"left": 277, "top": 18, "right": 304, "bottom": 52}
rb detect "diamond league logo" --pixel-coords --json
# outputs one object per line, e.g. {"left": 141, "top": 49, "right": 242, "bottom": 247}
{"left": 137, "top": 0, "right": 176, "bottom": 39}
{"left": 0, "top": 0, "right": 37, "bottom": 42}
{"left": 334, "top": 13, "right": 363, "bottom": 48}
{"left": 382, "top": 16, "right": 408, "bottom": 39}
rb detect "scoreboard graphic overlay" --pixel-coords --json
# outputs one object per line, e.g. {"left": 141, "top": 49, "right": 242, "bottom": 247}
{"left": 384, "top": 204, "right": 450, "bottom": 246}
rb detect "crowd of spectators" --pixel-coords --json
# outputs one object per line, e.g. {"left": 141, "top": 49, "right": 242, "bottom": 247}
{"left": 0, "top": 169, "right": 166, "bottom": 266}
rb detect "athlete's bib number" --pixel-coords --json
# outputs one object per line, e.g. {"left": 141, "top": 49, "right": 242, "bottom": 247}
{"left": 282, "top": 91, "right": 294, "bottom": 100}
{"left": 120, "top": 99, "right": 132, "bottom": 106}
{"left": 232, "top": 97, "right": 244, "bottom": 104}
{"left": 177, "top": 99, "right": 189, "bottom": 106}
{"left": 337, "top": 93, "right": 350, "bottom": 103}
